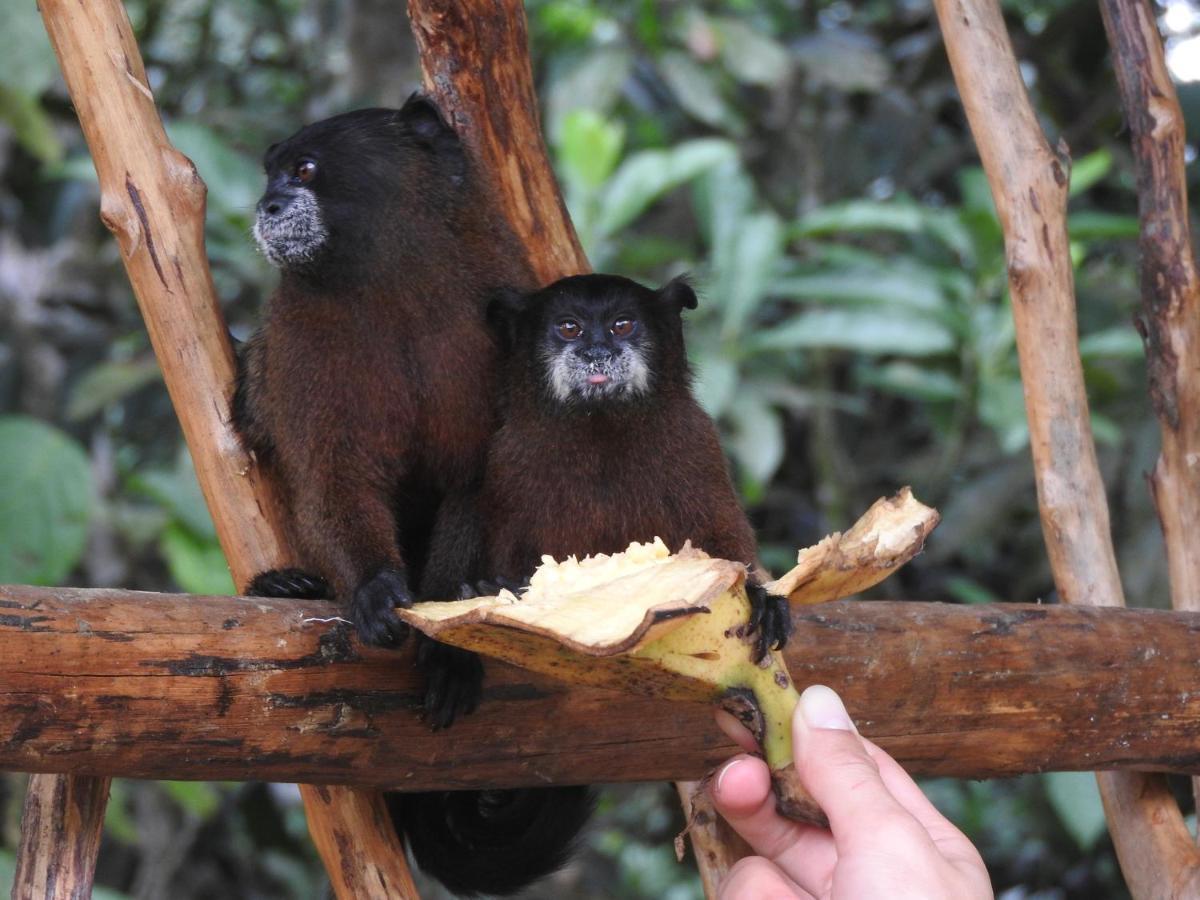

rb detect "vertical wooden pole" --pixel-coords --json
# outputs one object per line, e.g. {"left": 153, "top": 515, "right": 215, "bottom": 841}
{"left": 32, "top": 1, "right": 416, "bottom": 897}
{"left": 12, "top": 775, "right": 109, "bottom": 900}
{"left": 932, "top": 0, "right": 1200, "bottom": 895}
{"left": 1098, "top": 0, "right": 1200, "bottom": 824}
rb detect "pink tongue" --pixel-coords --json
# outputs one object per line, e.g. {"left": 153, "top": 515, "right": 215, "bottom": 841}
{"left": 588, "top": 373, "right": 610, "bottom": 384}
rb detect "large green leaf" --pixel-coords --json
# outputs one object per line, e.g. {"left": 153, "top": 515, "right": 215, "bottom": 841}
{"left": 753, "top": 309, "right": 955, "bottom": 356}
{"left": 0, "top": 1, "right": 61, "bottom": 96}
{"left": 0, "top": 416, "right": 93, "bottom": 584}
{"left": 160, "top": 523, "right": 234, "bottom": 596}
{"left": 166, "top": 121, "right": 262, "bottom": 222}
{"left": 720, "top": 211, "right": 785, "bottom": 338}
{"left": 658, "top": 51, "right": 745, "bottom": 134}
{"left": 558, "top": 109, "right": 624, "bottom": 191}
{"left": 65, "top": 358, "right": 163, "bottom": 421}
{"left": 710, "top": 17, "right": 790, "bottom": 86}
{"left": 0, "top": 84, "right": 63, "bottom": 164}
{"left": 129, "top": 452, "right": 218, "bottom": 540}
{"left": 726, "top": 396, "right": 785, "bottom": 486}
{"left": 773, "top": 268, "right": 951, "bottom": 315}
{"left": 1045, "top": 772, "right": 1109, "bottom": 851}
{"left": 595, "top": 139, "right": 737, "bottom": 237}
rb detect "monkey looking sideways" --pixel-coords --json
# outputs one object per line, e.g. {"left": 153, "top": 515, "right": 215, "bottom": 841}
{"left": 232, "top": 96, "right": 586, "bottom": 896}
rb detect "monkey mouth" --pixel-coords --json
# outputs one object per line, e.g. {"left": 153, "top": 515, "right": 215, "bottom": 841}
{"left": 252, "top": 193, "right": 328, "bottom": 268}
{"left": 587, "top": 373, "right": 610, "bottom": 385}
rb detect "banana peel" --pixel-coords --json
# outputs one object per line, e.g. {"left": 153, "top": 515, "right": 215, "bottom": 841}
{"left": 397, "top": 487, "right": 938, "bottom": 825}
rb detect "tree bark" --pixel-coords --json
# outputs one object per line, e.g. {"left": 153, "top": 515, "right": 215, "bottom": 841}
{"left": 932, "top": 0, "right": 1200, "bottom": 895}
{"left": 36, "top": 1, "right": 412, "bottom": 896}
{"left": 11, "top": 774, "right": 109, "bottom": 900}
{"left": 1099, "top": 0, "right": 1200, "bottom": 831}
{"left": 6, "top": 586, "right": 1200, "bottom": 784}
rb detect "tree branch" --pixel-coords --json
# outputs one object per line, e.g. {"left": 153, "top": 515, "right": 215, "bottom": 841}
{"left": 6, "top": 587, "right": 1200, "bottom": 783}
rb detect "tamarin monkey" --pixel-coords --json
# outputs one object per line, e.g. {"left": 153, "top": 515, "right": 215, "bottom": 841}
{"left": 232, "top": 96, "right": 585, "bottom": 896}
{"left": 401, "top": 275, "right": 794, "bottom": 887}
{"left": 476, "top": 273, "right": 792, "bottom": 660}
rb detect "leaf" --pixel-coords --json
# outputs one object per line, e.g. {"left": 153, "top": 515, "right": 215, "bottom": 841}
{"left": 792, "top": 30, "right": 890, "bottom": 92}
{"left": 720, "top": 211, "right": 785, "bottom": 338}
{"left": 166, "top": 121, "right": 262, "bottom": 221}
{"left": 711, "top": 17, "right": 791, "bottom": 86}
{"left": 0, "top": 1, "right": 61, "bottom": 95}
{"left": 1079, "top": 327, "right": 1144, "bottom": 359}
{"left": 772, "top": 268, "right": 951, "bottom": 316}
{"left": 595, "top": 139, "right": 737, "bottom": 237}
{"left": 1045, "top": 771, "right": 1108, "bottom": 850}
{"left": 160, "top": 523, "right": 234, "bottom": 596}
{"left": 691, "top": 351, "right": 739, "bottom": 418}
{"left": 1068, "top": 148, "right": 1113, "bottom": 197}
{"left": 796, "top": 200, "right": 929, "bottom": 237}
{"left": 162, "top": 780, "right": 222, "bottom": 819}
{"left": 558, "top": 109, "right": 625, "bottom": 191}
{"left": 863, "top": 361, "right": 963, "bottom": 403}
{"left": 545, "top": 47, "right": 634, "bottom": 140}
{"left": 0, "top": 416, "right": 93, "bottom": 585}
{"left": 754, "top": 309, "right": 955, "bottom": 356}
{"left": 0, "top": 85, "right": 62, "bottom": 164}
{"left": 658, "top": 51, "right": 745, "bottom": 134}
{"left": 65, "top": 358, "right": 163, "bottom": 421}
{"left": 129, "top": 452, "right": 218, "bottom": 540}
{"left": 978, "top": 375, "right": 1029, "bottom": 452}
{"left": 725, "top": 396, "right": 785, "bottom": 486}
{"left": 1068, "top": 210, "right": 1140, "bottom": 241}
{"left": 693, "top": 158, "right": 755, "bottom": 255}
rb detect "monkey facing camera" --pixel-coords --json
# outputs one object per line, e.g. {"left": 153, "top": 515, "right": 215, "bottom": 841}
{"left": 462, "top": 273, "right": 793, "bottom": 662}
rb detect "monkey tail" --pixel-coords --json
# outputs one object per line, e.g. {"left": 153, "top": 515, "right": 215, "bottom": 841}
{"left": 388, "top": 786, "right": 593, "bottom": 896}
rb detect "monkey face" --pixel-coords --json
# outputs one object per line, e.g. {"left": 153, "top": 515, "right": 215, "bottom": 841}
{"left": 540, "top": 301, "right": 653, "bottom": 405}
{"left": 253, "top": 158, "right": 327, "bottom": 268}
{"left": 253, "top": 97, "right": 465, "bottom": 275}
{"left": 490, "top": 274, "right": 700, "bottom": 411}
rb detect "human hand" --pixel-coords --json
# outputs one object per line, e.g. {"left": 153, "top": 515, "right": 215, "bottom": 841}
{"left": 711, "top": 684, "right": 992, "bottom": 900}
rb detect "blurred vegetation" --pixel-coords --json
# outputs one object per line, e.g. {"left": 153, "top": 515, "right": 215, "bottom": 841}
{"left": 3, "top": 0, "right": 1198, "bottom": 896}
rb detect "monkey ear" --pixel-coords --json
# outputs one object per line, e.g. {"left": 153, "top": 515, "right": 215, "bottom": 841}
{"left": 400, "top": 93, "right": 466, "bottom": 175}
{"left": 657, "top": 275, "right": 699, "bottom": 312}
{"left": 486, "top": 288, "right": 530, "bottom": 349}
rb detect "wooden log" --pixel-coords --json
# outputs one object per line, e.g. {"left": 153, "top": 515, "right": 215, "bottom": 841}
{"left": 1100, "top": 0, "right": 1200, "bottom": 830}
{"left": 6, "top": 586, "right": 1200, "bottom": 784}
{"left": 932, "top": 0, "right": 1200, "bottom": 894}
{"left": 36, "top": 0, "right": 410, "bottom": 895}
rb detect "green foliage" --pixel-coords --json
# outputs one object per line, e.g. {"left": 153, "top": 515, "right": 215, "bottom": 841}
{"left": 0, "top": 417, "right": 93, "bottom": 584}
{"left": 1045, "top": 772, "right": 1110, "bottom": 851}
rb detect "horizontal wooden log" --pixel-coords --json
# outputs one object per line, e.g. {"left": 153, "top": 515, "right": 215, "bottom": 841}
{"left": 3, "top": 585, "right": 1199, "bottom": 785}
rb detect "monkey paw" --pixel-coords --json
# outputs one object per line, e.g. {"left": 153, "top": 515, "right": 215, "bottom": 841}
{"left": 351, "top": 566, "right": 413, "bottom": 647}
{"left": 246, "top": 568, "right": 331, "bottom": 599}
{"left": 746, "top": 581, "right": 793, "bottom": 664}
{"left": 416, "top": 636, "right": 484, "bottom": 729}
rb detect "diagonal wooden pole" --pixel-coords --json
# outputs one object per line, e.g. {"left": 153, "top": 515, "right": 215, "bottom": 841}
{"left": 1098, "top": 0, "right": 1200, "bottom": 827}
{"left": 932, "top": 0, "right": 1200, "bottom": 896}
{"left": 406, "top": 1, "right": 749, "bottom": 891}
{"left": 29, "top": 2, "right": 417, "bottom": 897}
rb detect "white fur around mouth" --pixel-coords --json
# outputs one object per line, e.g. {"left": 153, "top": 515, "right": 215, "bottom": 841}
{"left": 544, "top": 344, "right": 652, "bottom": 404}
{"left": 252, "top": 189, "right": 327, "bottom": 268}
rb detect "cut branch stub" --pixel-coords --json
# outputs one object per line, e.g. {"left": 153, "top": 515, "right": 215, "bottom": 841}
{"left": 398, "top": 491, "right": 939, "bottom": 826}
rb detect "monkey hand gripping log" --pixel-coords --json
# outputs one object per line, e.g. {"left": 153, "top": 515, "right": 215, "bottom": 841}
{"left": 398, "top": 487, "right": 939, "bottom": 827}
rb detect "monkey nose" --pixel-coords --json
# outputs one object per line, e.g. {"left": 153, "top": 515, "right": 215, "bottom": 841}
{"left": 257, "top": 193, "right": 292, "bottom": 218}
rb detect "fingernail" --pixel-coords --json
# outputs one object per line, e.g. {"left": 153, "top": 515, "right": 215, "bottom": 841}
{"left": 714, "top": 758, "right": 745, "bottom": 796}
{"left": 799, "top": 684, "right": 857, "bottom": 733}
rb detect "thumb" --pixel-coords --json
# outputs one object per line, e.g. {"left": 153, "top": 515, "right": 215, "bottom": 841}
{"left": 792, "top": 685, "right": 916, "bottom": 846}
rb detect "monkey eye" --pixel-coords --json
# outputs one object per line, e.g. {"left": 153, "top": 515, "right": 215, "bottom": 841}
{"left": 293, "top": 159, "right": 318, "bottom": 184}
{"left": 556, "top": 319, "right": 582, "bottom": 341}
{"left": 611, "top": 318, "right": 636, "bottom": 339}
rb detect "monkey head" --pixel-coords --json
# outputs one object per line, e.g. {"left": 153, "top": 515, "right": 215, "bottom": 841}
{"left": 489, "top": 274, "right": 698, "bottom": 410}
{"left": 253, "top": 94, "right": 466, "bottom": 279}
